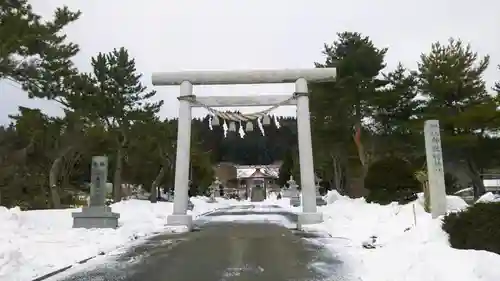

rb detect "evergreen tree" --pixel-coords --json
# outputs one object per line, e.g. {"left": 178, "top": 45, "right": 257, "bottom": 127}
{"left": 370, "top": 63, "right": 422, "bottom": 158}
{"left": 494, "top": 64, "right": 500, "bottom": 95}
{"left": 0, "top": 0, "right": 80, "bottom": 82}
{"left": 84, "top": 47, "right": 163, "bottom": 201}
{"left": 312, "top": 32, "right": 388, "bottom": 194}
{"left": 418, "top": 38, "right": 499, "bottom": 197}
{"left": 278, "top": 148, "right": 294, "bottom": 186}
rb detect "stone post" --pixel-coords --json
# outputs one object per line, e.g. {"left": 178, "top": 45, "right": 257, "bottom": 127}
{"left": 424, "top": 120, "right": 447, "bottom": 218}
{"left": 72, "top": 156, "right": 120, "bottom": 228}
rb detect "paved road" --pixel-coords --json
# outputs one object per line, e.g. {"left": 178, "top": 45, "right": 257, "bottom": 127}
{"left": 53, "top": 205, "right": 343, "bottom": 281}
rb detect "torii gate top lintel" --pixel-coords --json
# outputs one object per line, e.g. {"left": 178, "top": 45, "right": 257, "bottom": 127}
{"left": 151, "top": 68, "right": 337, "bottom": 86}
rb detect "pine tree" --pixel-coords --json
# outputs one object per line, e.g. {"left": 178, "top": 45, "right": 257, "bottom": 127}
{"left": 0, "top": 0, "right": 80, "bottom": 82}
{"left": 278, "top": 148, "right": 294, "bottom": 186}
{"left": 85, "top": 47, "right": 164, "bottom": 201}
{"left": 370, "top": 63, "right": 421, "bottom": 157}
{"left": 418, "top": 38, "right": 499, "bottom": 197}
{"left": 312, "top": 32, "right": 388, "bottom": 194}
{"left": 494, "top": 65, "right": 500, "bottom": 95}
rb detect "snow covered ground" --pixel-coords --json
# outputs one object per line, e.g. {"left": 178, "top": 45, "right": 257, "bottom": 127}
{"left": 1, "top": 192, "right": 500, "bottom": 281}
{"left": 302, "top": 191, "right": 500, "bottom": 281}
{"left": 0, "top": 198, "right": 221, "bottom": 281}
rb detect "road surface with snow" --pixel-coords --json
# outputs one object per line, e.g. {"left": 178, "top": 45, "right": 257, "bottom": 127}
{"left": 51, "top": 205, "right": 342, "bottom": 281}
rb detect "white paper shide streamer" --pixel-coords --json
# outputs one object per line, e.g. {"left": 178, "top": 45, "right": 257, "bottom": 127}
{"left": 191, "top": 96, "right": 294, "bottom": 138}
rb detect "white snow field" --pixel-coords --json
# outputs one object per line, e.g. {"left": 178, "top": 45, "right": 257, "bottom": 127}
{"left": 1, "top": 192, "right": 500, "bottom": 281}
{"left": 0, "top": 198, "right": 219, "bottom": 281}
{"left": 302, "top": 191, "right": 500, "bottom": 281}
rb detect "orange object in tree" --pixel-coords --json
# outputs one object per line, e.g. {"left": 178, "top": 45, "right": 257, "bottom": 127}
{"left": 354, "top": 125, "right": 362, "bottom": 148}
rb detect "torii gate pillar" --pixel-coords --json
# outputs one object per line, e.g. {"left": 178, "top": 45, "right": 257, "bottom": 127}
{"left": 152, "top": 68, "right": 337, "bottom": 230}
{"left": 294, "top": 77, "right": 320, "bottom": 226}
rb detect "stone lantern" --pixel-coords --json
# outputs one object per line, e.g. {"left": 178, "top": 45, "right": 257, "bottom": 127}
{"left": 207, "top": 177, "right": 221, "bottom": 203}
{"left": 287, "top": 176, "right": 301, "bottom": 207}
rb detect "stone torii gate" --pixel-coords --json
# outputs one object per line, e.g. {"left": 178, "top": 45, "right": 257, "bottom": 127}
{"left": 151, "top": 68, "right": 336, "bottom": 230}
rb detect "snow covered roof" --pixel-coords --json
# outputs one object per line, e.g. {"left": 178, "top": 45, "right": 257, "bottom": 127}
{"left": 236, "top": 166, "right": 279, "bottom": 179}
{"left": 261, "top": 167, "right": 279, "bottom": 178}
{"left": 237, "top": 168, "right": 254, "bottom": 178}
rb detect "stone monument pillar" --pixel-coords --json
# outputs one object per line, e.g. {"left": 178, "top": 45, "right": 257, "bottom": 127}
{"left": 424, "top": 120, "right": 447, "bottom": 218}
{"left": 288, "top": 176, "right": 301, "bottom": 207}
{"left": 72, "top": 156, "right": 120, "bottom": 228}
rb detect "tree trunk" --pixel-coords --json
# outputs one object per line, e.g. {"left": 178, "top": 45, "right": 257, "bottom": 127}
{"left": 126, "top": 184, "right": 132, "bottom": 198}
{"left": 113, "top": 147, "right": 123, "bottom": 202}
{"left": 39, "top": 177, "right": 51, "bottom": 208}
{"left": 150, "top": 167, "right": 165, "bottom": 203}
{"left": 353, "top": 123, "right": 370, "bottom": 193}
{"left": 49, "top": 149, "right": 72, "bottom": 209}
{"left": 464, "top": 158, "right": 486, "bottom": 199}
{"left": 48, "top": 169, "right": 61, "bottom": 208}
{"left": 331, "top": 154, "right": 344, "bottom": 194}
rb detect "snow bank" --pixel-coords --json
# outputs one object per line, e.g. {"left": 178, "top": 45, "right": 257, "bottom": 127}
{"left": 306, "top": 190, "right": 500, "bottom": 281}
{"left": 477, "top": 192, "right": 500, "bottom": 203}
{"left": 0, "top": 198, "right": 220, "bottom": 281}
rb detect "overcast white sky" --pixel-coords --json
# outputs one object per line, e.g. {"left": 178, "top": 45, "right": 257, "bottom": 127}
{"left": 0, "top": 0, "right": 498, "bottom": 124}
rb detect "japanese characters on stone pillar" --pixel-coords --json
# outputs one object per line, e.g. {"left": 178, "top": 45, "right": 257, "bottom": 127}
{"left": 89, "top": 156, "right": 108, "bottom": 206}
{"left": 424, "top": 120, "right": 447, "bottom": 218}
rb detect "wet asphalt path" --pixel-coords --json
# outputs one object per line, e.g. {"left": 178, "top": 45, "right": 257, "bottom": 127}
{"left": 52, "top": 204, "right": 343, "bottom": 281}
